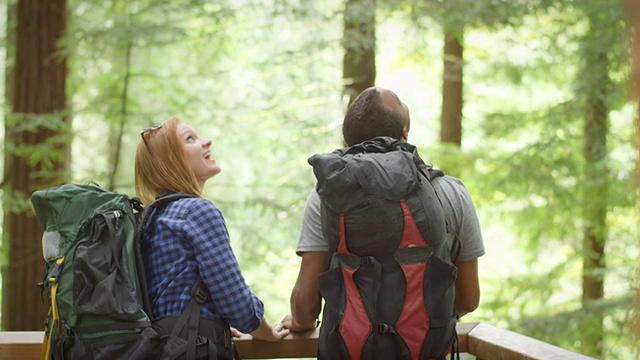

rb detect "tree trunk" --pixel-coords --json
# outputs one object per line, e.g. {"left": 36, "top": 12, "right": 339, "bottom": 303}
{"left": 2, "top": 0, "right": 69, "bottom": 330}
{"left": 628, "top": 0, "right": 640, "bottom": 341}
{"left": 342, "top": 0, "right": 376, "bottom": 106}
{"left": 635, "top": 89, "right": 640, "bottom": 343}
{"left": 107, "top": 41, "right": 133, "bottom": 191}
{"left": 440, "top": 30, "right": 463, "bottom": 146}
{"left": 580, "top": 12, "right": 609, "bottom": 357}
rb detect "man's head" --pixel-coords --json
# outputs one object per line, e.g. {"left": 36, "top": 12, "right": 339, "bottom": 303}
{"left": 342, "top": 87, "right": 410, "bottom": 147}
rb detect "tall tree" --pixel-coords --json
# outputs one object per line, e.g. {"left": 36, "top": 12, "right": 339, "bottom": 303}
{"left": 394, "top": 0, "right": 547, "bottom": 148}
{"left": 342, "top": 0, "right": 376, "bottom": 105}
{"left": 2, "top": 0, "right": 69, "bottom": 330}
{"left": 441, "top": 29, "right": 463, "bottom": 146}
{"left": 422, "top": 1, "right": 633, "bottom": 356}
{"left": 579, "top": 2, "right": 617, "bottom": 356}
{"left": 627, "top": 0, "right": 640, "bottom": 344}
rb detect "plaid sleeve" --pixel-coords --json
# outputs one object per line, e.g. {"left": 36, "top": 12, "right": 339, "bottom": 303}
{"left": 183, "top": 199, "right": 264, "bottom": 333}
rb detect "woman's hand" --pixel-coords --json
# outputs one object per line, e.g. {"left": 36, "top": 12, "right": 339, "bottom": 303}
{"left": 230, "top": 326, "right": 243, "bottom": 338}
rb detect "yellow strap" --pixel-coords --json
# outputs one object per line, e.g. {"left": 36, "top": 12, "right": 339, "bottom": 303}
{"left": 51, "top": 282, "right": 60, "bottom": 323}
{"left": 50, "top": 257, "right": 63, "bottom": 324}
{"left": 42, "top": 257, "right": 64, "bottom": 360}
{"left": 41, "top": 334, "right": 51, "bottom": 360}
{"left": 41, "top": 308, "right": 51, "bottom": 360}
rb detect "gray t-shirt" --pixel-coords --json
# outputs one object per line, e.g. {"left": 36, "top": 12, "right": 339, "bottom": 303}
{"left": 296, "top": 175, "right": 485, "bottom": 262}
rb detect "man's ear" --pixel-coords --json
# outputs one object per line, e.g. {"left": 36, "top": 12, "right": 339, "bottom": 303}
{"left": 401, "top": 127, "right": 409, "bottom": 141}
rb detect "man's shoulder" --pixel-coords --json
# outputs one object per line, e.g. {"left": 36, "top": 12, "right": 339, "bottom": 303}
{"left": 431, "top": 174, "right": 466, "bottom": 193}
{"left": 430, "top": 174, "right": 477, "bottom": 213}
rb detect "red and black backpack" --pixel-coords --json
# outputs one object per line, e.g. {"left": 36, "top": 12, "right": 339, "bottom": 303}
{"left": 309, "top": 136, "right": 459, "bottom": 360}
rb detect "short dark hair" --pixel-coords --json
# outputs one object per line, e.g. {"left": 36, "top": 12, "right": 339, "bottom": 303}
{"left": 342, "top": 88, "right": 405, "bottom": 146}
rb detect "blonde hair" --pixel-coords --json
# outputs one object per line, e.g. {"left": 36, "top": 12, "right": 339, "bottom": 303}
{"left": 135, "top": 116, "right": 205, "bottom": 205}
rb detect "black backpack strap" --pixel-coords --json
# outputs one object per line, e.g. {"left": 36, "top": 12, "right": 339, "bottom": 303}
{"left": 187, "top": 280, "right": 209, "bottom": 359}
{"left": 429, "top": 168, "right": 445, "bottom": 179}
{"left": 422, "top": 167, "right": 462, "bottom": 264}
{"left": 138, "top": 191, "right": 228, "bottom": 359}
{"left": 205, "top": 338, "right": 218, "bottom": 360}
{"left": 450, "top": 330, "right": 460, "bottom": 360}
{"left": 375, "top": 324, "right": 411, "bottom": 360}
{"left": 136, "top": 192, "right": 196, "bottom": 316}
{"left": 168, "top": 279, "right": 211, "bottom": 360}
{"left": 137, "top": 192, "right": 196, "bottom": 234}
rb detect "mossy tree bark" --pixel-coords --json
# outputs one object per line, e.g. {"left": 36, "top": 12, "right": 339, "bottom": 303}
{"left": 2, "top": 0, "right": 70, "bottom": 330}
{"left": 580, "top": 6, "right": 610, "bottom": 357}
{"left": 342, "top": 0, "right": 376, "bottom": 106}
{"left": 440, "top": 30, "right": 463, "bottom": 147}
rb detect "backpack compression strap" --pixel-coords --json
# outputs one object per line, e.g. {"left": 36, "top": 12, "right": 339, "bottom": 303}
{"left": 336, "top": 213, "right": 372, "bottom": 360}
{"left": 394, "top": 200, "right": 430, "bottom": 360}
{"left": 168, "top": 279, "right": 213, "bottom": 360}
{"left": 41, "top": 257, "right": 64, "bottom": 360}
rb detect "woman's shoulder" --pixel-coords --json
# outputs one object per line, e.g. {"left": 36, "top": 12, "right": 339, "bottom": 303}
{"left": 161, "top": 196, "right": 220, "bottom": 217}
{"left": 172, "top": 195, "right": 213, "bottom": 205}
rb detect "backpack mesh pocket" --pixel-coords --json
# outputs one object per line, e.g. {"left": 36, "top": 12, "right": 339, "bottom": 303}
{"left": 73, "top": 211, "right": 140, "bottom": 321}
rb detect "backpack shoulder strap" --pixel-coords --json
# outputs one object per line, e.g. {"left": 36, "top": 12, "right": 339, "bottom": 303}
{"left": 135, "top": 192, "right": 196, "bottom": 316}
{"left": 417, "top": 162, "right": 445, "bottom": 182}
{"left": 428, "top": 167, "right": 445, "bottom": 179}
{"left": 137, "top": 192, "right": 196, "bottom": 232}
{"left": 422, "top": 170, "right": 462, "bottom": 263}
{"left": 136, "top": 192, "right": 227, "bottom": 359}
{"left": 168, "top": 278, "right": 210, "bottom": 360}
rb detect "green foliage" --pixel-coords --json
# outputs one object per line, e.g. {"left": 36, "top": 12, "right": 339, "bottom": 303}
{"left": 476, "top": 105, "right": 585, "bottom": 245}
{"left": 458, "top": 2, "right": 637, "bottom": 357}
{"left": 1, "top": 0, "right": 638, "bottom": 357}
{"left": 4, "top": 112, "right": 71, "bottom": 168}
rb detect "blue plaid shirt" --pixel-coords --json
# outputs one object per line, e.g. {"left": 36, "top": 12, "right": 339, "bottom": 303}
{"left": 141, "top": 197, "right": 264, "bottom": 333}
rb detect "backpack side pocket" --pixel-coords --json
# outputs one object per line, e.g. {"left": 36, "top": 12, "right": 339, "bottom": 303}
{"left": 73, "top": 210, "right": 140, "bottom": 321}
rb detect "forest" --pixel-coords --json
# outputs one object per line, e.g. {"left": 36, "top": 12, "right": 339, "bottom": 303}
{"left": 1, "top": 0, "right": 638, "bottom": 359}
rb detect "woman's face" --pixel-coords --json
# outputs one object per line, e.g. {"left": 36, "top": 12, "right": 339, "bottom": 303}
{"left": 177, "top": 123, "right": 221, "bottom": 187}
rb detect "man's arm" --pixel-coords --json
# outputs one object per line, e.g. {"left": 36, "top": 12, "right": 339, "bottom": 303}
{"left": 285, "top": 251, "right": 327, "bottom": 332}
{"left": 454, "top": 259, "right": 480, "bottom": 318}
{"left": 433, "top": 176, "right": 484, "bottom": 319}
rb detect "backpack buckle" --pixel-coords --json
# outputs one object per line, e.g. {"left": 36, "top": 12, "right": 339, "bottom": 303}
{"left": 361, "top": 256, "right": 374, "bottom": 266}
{"left": 192, "top": 286, "right": 209, "bottom": 304}
{"left": 195, "top": 336, "right": 209, "bottom": 346}
{"left": 48, "top": 260, "right": 64, "bottom": 285}
{"left": 377, "top": 323, "right": 391, "bottom": 333}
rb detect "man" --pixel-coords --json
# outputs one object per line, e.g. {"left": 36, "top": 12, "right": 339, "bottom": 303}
{"left": 282, "top": 87, "right": 484, "bottom": 356}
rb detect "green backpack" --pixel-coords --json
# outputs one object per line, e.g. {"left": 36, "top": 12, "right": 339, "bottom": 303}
{"left": 32, "top": 183, "right": 160, "bottom": 359}
{"left": 32, "top": 183, "right": 233, "bottom": 360}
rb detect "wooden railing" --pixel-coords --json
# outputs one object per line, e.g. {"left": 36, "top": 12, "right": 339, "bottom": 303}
{"left": 0, "top": 322, "right": 596, "bottom": 360}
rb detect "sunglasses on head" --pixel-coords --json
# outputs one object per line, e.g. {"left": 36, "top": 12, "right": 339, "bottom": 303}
{"left": 140, "top": 124, "right": 162, "bottom": 153}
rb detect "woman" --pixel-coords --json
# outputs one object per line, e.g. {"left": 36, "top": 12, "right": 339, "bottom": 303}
{"left": 135, "top": 116, "right": 288, "bottom": 358}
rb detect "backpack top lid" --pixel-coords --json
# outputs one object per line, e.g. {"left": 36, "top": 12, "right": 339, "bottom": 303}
{"left": 308, "top": 136, "right": 427, "bottom": 213}
{"left": 31, "top": 183, "right": 130, "bottom": 252}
